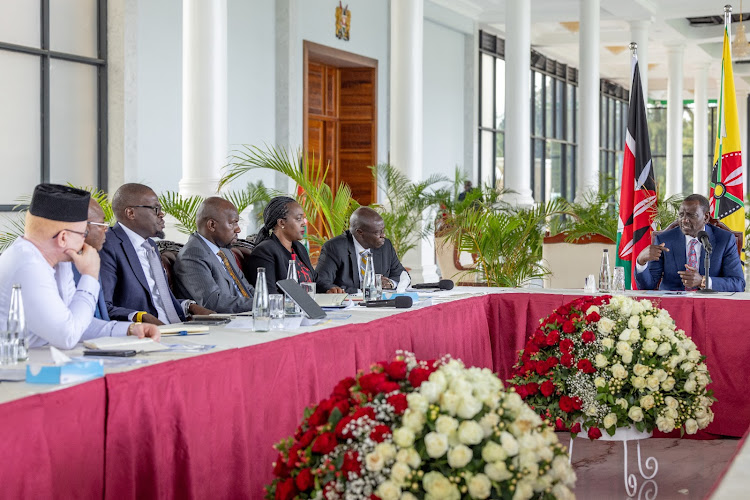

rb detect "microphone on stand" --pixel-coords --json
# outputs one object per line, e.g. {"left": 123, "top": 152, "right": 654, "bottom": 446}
{"left": 358, "top": 296, "right": 413, "bottom": 308}
{"left": 696, "top": 230, "right": 717, "bottom": 294}
{"left": 411, "top": 279, "right": 454, "bottom": 290}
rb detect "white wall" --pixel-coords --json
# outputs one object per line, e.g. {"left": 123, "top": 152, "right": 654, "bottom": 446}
{"left": 423, "top": 19, "right": 467, "bottom": 183}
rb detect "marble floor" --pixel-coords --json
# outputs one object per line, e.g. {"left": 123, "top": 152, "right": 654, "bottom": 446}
{"left": 566, "top": 435, "right": 740, "bottom": 500}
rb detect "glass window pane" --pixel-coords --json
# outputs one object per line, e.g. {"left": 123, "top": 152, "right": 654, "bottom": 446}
{"left": 556, "top": 80, "right": 564, "bottom": 139}
{"left": 50, "top": 0, "right": 98, "bottom": 58}
{"left": 533, "top": 139, "right": 544, "bottom": 202}
{"left": 545, "top": 75, "right": 554, "bottom": 137}
{"left": 480, "top": 130, "right": 494, "bottom": 187}
{"left": 533, "top": 72, "right": 543, "bottom": 136}
{"left": 615, "top": 101, "right": 622, "bottom": 150}
{"left": 547, "top": 141, "right": 562, "bottom": 200}
{"left": 480, "top": 54, "right": 494, "bottom": 128}
{"left": 0, "top": 51, "right": 41, "bottom": 205}
{"left": 0, "top": 0, "right": 40, "bottom": 48}
{"left": 49, "top": 60, "right": 98, "bottom": 187}
{"left": 599, "top": 95, "right": 606, "bottom": 147}
{"left": 566, "top": 145, "right": 576, "bottom": 201}
{"left": 495, "top": 132, "right": 505, "bottom": 190}
{"left": 608, "top": 98, "right": 616, "bottom": 150}
{"left": 567, "top": 85, "right": 576, "bottom": 143}
{"left": 495, "top": 59, "right": 505, "bottom": 130}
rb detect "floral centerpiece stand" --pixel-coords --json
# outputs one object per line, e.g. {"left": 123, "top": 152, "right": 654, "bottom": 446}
{"left": 509, "top": 295, "right": 715, "bottom": 498}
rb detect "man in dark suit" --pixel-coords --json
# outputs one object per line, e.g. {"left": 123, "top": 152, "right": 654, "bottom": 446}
{"left": 100, "top": 183, "right": 213, "bottom": 324}
{"left": 635, "top": 194, "right": 745, "bottom": 292}
{"left": 316, "top": 207, "right": 408, "bottom": 294}
{"left": 173, "top": 197, "right": 254, "bottom": 313}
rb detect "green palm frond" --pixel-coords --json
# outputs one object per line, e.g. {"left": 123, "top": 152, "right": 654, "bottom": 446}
{"left": 0, "top": 211, "right": 26, "bottom": 253}
{"left": 370, "top": 163, "right": 449, "bottom": 259}
{"left": 69, "top": 185, "right": 114, "bottom": 224}
{"left": 221, "top": 145, "right": 359, "bottom": 243}
{"left": 653, "top": 192, "right": 684, "bottom": 230}
{"left": 158, "top": 191, "right": 205, "bottom": 235}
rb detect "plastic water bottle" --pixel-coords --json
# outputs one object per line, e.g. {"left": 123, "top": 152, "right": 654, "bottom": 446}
{"left": 252, "top": 268, "right": 270, "bottom": 332}
{"left": 8, "top": 284, "right": 27, "bottom": 361}
{"left": 599, "top": 249, "right": 611, "bottom": 292}
{"left": 362, "top": 253, "right": 378, "bottom": 302}
{"left": 285, "top": 255, "right": 301, "bottom": 316}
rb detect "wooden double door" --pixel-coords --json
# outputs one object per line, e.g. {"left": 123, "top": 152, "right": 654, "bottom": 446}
{"left": 304, "top": 42, "right": 378, "bottom": 206}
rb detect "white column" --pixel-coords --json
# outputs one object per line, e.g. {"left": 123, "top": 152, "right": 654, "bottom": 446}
{"left": 390, "top": 0, "right": 423, "bottom": 183}
{"left": 179, "top": 0, "right": 227, "bottom": 196}
{"left": 629, "top": 20, "right": 650, "bottom": 102}
{"left": 693, "top": 64, "right": 709, "bottom": 195}
{"left": 502, "top": 0, "right": 533, "bottom": 206}
{"left": 390, "top": 0, "right": 437, "bottom": 282}
{"left": 576, "top": 0, "right": 600, "bottom": 201}
{"left": 666, "top": 44, "right": 684, "bottom": 197}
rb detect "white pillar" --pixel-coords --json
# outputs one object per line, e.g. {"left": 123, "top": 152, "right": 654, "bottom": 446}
{"left": 502, "top": 0, "right": 534, "bottom": 206}
{"left": 576, "top": 0, "right": 600, "bottom": 201}
{"left": 390, "top": 0, "right": 423, "bottom": 183}
{"left": 693, "top": 64, "right": 709, "bottom": 196}
{"left": 180, "top": 0, "right": 227, "bottom": 196}
{"left": 629, "top": 20, "right": 650, "bottom": 102}
{"left": 666, "top": 44, "right": 684, "bottom": 197}
{"left": 390, "top": 0, "right": 437, "bottom": 282}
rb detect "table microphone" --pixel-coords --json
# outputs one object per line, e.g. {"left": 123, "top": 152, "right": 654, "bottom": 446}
{"left": 697, "top": 230, "right": 712, "bottom": 253}
{"left": 412, "top": 279, "right": 454, "bottom": 290}
{"left": 358, "top": 296, "right": 413, "bottom": 308}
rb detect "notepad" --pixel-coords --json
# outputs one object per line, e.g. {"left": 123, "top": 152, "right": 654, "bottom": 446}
{"left": 83, "top": 336, "right": 169, "bottom": 352}
{"left": 158, "top": 324, "right": 211, "bottom": 335}
{"left": 315, "top": 293, "right": 349, "bottom": 307}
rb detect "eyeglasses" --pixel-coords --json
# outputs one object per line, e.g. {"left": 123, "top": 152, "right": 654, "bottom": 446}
{"left": 130, "top": 205, "right": 163, "bottom": 216}
{"left": 52, "top": 228, "right": 89, "bottom": 239}
{"left": 87, "top": 221, "right": 110, "bottom": 228}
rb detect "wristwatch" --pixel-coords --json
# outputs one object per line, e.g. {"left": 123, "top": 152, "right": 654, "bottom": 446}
{"left": 700, "top": 276, "right": 707, "bottom": 289}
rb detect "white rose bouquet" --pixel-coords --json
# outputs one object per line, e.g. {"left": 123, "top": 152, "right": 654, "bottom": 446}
{"left": 267, "top": 351, "right": 576, "bottom": 500}
{"left": 508, "top": 295, "right": 715, "bottom": 440}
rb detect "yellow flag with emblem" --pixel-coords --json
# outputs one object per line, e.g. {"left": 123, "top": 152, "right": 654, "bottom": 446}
{"left": 710, "top": 18, "right": 745, "bottom": 262}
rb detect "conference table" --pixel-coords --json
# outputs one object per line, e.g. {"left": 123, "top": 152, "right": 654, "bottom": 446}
{"left": 1, "top": 288, "right": 749, "bottom": 499}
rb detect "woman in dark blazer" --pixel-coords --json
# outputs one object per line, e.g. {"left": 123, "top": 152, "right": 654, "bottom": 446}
{"left": 246, "top": 196, "right": 316, "bottom": 294}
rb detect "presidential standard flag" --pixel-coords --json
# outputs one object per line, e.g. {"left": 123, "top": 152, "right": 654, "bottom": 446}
{"left": 615, "top": 53, "right": 657, "bottom": 290}
{"left": 710, "top": 16, "right": 745, "bottom": 261}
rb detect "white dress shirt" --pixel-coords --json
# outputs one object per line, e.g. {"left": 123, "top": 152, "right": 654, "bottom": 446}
{"left": 0, "top": 238, "right": 128, "bottom": 349}
{"left": 352, "top": 236, "right": 397, "bottom": 290}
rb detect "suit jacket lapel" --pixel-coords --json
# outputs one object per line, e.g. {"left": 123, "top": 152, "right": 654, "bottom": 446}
{"left": 672, "top": 229, "right": 687, "bottom": 274}
{"left": 346, "top": 232, "right": 359, "bottom": 286}
{"left": 114, "top": 223, "right": 151, "bottom": 293}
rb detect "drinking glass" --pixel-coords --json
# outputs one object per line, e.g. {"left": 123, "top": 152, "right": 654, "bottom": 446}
{"left": 374, "top": 274, "right": 383, "bottom": 300}
{"left": 0, "top": 330, "right": 16, "bottom": 365}
{"left": 301, "top": 282, "right": 316, "bottom": 301}
{"left": 269, "top": 294, "right": 285, "bottom": 330}
{"left": 584, "top": 274, "right": 597, "bottom": 293}
{"left": 612, "top": 267, "right": 626, "bottom": 294}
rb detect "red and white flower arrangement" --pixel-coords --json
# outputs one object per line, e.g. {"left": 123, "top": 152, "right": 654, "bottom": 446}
{"left": 267, "top": 351, "right": 576, "bottom": 500}
{"left": 508, "top": 295, "right": 715, "bottom": 440}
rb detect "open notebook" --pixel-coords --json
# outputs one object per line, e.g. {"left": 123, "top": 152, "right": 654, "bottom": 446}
{"left": 83, "top": 336, "right": 169, "bottom": 352}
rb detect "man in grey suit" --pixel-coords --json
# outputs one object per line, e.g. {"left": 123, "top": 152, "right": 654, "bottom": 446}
{"left": 173, "top": 197, "right": 255, "bottom": 313}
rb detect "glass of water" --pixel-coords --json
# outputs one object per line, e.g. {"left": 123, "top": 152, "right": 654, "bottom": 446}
{"left": 0, "top": 330, "right": 17, "bottom": 365}
{"left": 374, "top": 274, "right": 383, "bottom": 300}
{"left": 611, "top": 266, "right": 626, "bottom": 294}
{"left": 269, "top": 294, "right": 285, "bottom": 330}
{"left": 301, "top": 282, "right": 316, "bottom": 301}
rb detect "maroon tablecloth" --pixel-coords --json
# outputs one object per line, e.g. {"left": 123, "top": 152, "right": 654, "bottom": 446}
{"left": 0, "top": 379, "right": 106, "bottom": 499}
{"left": 104, "top": 296, "right": 494, "bottom": 499}
{"left": 2, "top": 292, "right": 749, "bottom": 498}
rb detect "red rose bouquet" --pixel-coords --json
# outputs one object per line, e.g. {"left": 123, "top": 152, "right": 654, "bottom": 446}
{"left": 508, "top": 295, "right": 715, "bottom": 440}
{"left": 267, "top": 351, "right": 576, "bottom": 500}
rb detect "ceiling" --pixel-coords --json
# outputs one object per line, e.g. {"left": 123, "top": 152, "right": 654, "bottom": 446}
{"left": 431, "top": 0, "right": 750, "bottom": 99}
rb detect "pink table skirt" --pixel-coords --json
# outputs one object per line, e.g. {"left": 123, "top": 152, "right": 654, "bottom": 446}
{"left": 2, "top": 292, "right": 749, "bottom": 498}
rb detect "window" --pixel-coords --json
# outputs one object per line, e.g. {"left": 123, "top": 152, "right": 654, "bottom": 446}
{"left": 478, "top": 32, "right": 505, "bottom": 191}
{"left": 0, "top": 0, "right": 106, "bottom": 209}
{"left": 599, "top": 80, "right": 628, "bottom": 202}
{"left": 529, "top": 51, "right": 578, "bottom": 203}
